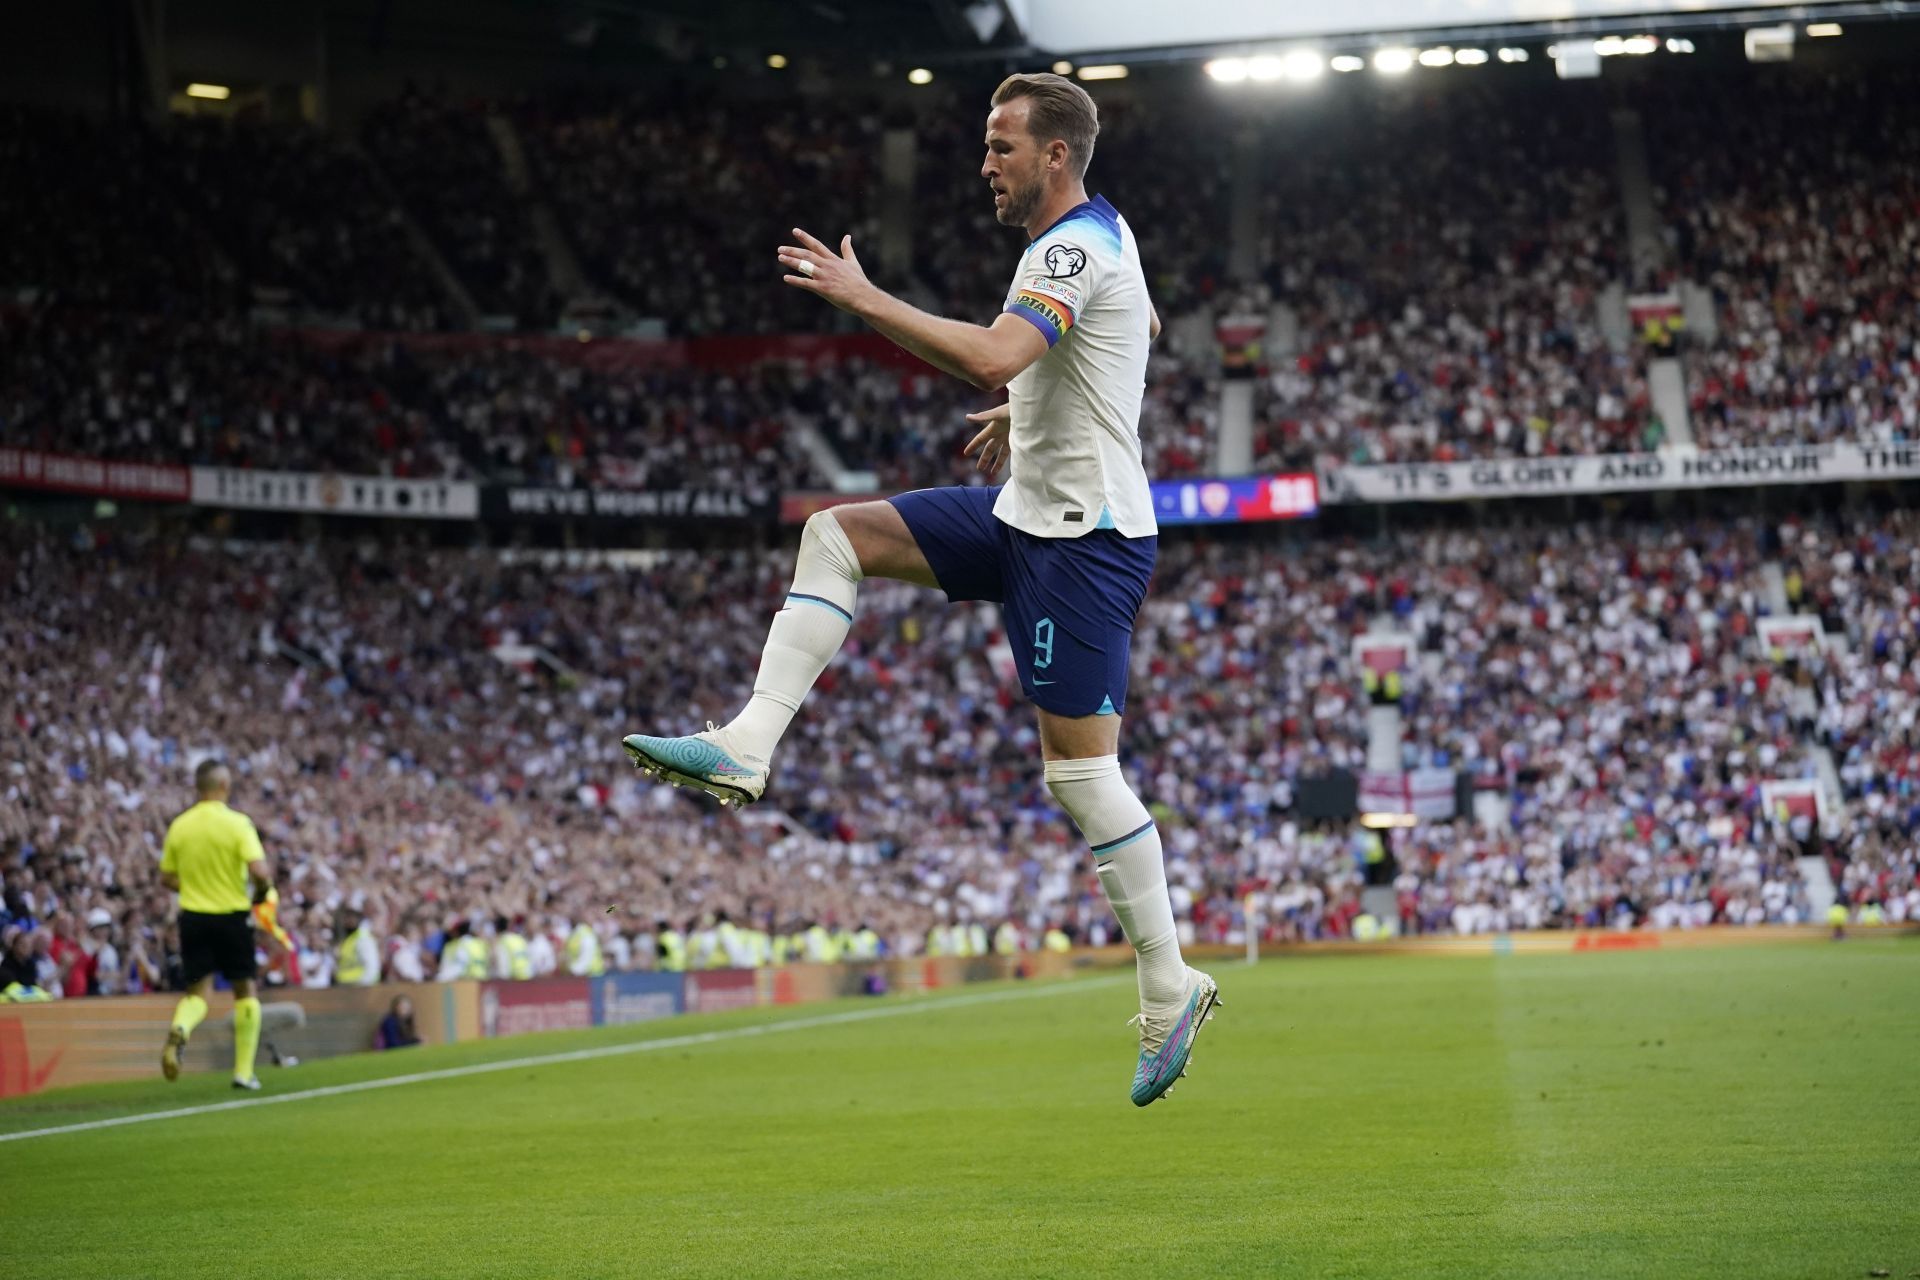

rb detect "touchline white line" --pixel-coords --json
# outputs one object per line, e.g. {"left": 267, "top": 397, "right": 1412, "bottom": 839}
{"left": 0, "top": 975, "right": 1125, "bottom": 1145}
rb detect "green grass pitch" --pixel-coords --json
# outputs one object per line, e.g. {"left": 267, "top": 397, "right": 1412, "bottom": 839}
{"left": 4, "top": 939, "right": 1916, "bottom": 1278}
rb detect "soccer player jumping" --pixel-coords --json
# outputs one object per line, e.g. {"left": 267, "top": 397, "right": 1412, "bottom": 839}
{"left": 622, "top": 72, "right": 1218, "bottom": 1106}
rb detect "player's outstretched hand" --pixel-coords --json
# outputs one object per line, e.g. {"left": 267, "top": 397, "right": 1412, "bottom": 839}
{"left": 963, "top": 403, "right": 1011, "bottom": 478}
{"left": 778, "top": 229, "right": 875, "bottom": 314}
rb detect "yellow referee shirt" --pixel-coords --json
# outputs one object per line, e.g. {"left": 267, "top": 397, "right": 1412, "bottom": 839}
{"left": 161, "top": 801, "right": 265, "bottom": 914}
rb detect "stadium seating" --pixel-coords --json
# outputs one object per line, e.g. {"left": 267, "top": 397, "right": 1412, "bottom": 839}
{"left": 6, "top": 512, "right": 1913, "bottom": 995}
{"left": 0, "top": 307, "right": 824, "bottom": 488}
{"left": 1249, "top": 82, "right": 1644, "bottom": 467}
{"left": 0, "top": 304, "right": 1196, "bottom": 488}
{"left": 4, "top": 67, "right": 1915, "bottom": 481}
{"left": 1646, "top": 67, "right": 1920, "bottom": 450}
{"left": 5, "top": 67, "right": 1920, "bottom": 1002}
{"left": 162, "top": 117, "right": 454, "bottom": 332}
{"left": 510, "top": 88, "right": 881, "bottom": 336}
{"left": 0, "top": 106, "right": 238, "bottom": 315}
{"left": 362, "top": 87, "right": 559, "bottom": 329}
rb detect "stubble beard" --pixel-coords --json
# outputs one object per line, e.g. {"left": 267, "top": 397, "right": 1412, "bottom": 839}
{"left": 997, "top": 180, "right": 1043, "bottom": 229}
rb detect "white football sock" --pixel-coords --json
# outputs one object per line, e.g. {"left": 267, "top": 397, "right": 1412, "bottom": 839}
{"left": 725, "top": 510, "right": 864, "bottom": 766}
{"left": 1044, "top": 754, "right": 1187, "bottom": 1009}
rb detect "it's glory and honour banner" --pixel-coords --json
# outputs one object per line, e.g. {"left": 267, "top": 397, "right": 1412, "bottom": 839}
{"left": 1320, "top": 443, "right": 1920, "bottom": 505}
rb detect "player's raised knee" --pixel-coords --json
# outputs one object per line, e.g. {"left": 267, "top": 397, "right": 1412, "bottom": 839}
{"left": 799, "top": 507, "right": 866, "bottom": 586}
{"left": 818, "top": 500, "right": 937, "bottom": 586}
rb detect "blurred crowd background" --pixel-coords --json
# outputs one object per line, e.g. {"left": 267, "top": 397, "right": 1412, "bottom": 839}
{"left": 3, "top": 27, "right": 1917, "bottom": 997}
{"left": 6, "top": 506, "right": 1914, "bottom": 995}
{"left": 4, "top": 62, "right": 1915, "bottom": 488}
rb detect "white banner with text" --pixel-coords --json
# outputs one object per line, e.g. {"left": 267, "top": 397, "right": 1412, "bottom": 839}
{"left": 1320, "top": 444, "right": 1920, "bottom": 505}
{"left": 191, "top": 469, "right": 479, "bottom": 520}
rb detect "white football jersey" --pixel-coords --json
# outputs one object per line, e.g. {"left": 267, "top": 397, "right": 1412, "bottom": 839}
{"left": 994, "top": 195, "right": 1156, "bottom": 539}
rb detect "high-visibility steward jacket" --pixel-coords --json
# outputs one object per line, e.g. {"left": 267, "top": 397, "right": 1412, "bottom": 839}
{"left": 745, "top": 929, "right": 771, "bottom": 967}
{"left": 499, "top": 932, "right": 532, "bottom": 980}
{"left": 565, "top": 924, "right": 605, "bottom": 976}
{"left": 336, "top": 923, "right": 375, "bottom": 985}
{"left": 708, "top": 923, "right": 739, "bottom": 969}
{"left": 454, "top": 935, "right": 490, "bottom": 979}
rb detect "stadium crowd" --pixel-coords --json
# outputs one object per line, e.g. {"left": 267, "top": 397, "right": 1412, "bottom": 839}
{"left": 0, "top": 307, "right": 832, "bottom": 490}
{"left": 511, "top": 88, "right": 881, "bottom": 337}
{"left": 1648, "top": 68, "right": 1920, "bottom": 450}
{"left": 363, "top": 87, "right": 558, "bottom": 328}
{"left": 163, "top": 117, "right": 454, "bottom": 333}
{"left": 4, "top": 508, "right": 1913, "bottom": 998}
{"left": 3, "top": 66, "right": 1915, "bottom": 485}
{"left": 0, "top": 304, "right": 1192, "bottom": 489}
{"left": 1783, "top": 513, "right": 1920, "bottom": 913}
{"left": 0, "top": 106, "right": 240, "bottom": 316}
{"left": 1250, "top": 82, "right": 1647, "bottom": 469}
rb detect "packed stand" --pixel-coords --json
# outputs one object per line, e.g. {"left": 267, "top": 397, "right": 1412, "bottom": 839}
{"left": 0, "top": 307, "right": 831, "bottom": 490}
{"left": 0, "top": 106, "right": 238, "bottom": 315}
{"left": 1358, "top": 518, "right": 1818, "bottom": 937}
{"left": 0, "top": 107, "right": 449, "bottom": 330}
{"left": 7, "top": 507, "right": 1915, "bottom": 997}
{"left": 1647, "top": 67, "right": 1920, "bottom": 449}
{"left": 0, "top": 300, "right": 1242, "bottom": 491}
{"left": 794, "top": 358, "right": 993, "bottom": 490}
{"left": 1250, "top": 82, "right": 1642, "bottom": 468}
{"left": 14, "top": 69, "right": 1920, "bottom": 470}
{"left": 1, "top": 83, "right": 1640, "bottom": 480}
{"left": 163, "top": 117, "right": 452, "bottom": 332}
{"left": 362, "top": 87, "right": 559, "bottom": 329}
{"left": 1781, "top": 511, "right": 1920, "bottom": 912}
{"left": 513, "top": 89, "right": 881, "bottom": 336}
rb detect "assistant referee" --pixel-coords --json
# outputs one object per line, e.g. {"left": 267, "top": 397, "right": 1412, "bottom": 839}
{"left": 159, "top": 760, "right": 274, "bottom": 1090}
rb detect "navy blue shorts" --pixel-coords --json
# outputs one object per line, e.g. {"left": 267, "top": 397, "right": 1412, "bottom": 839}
{"left": 890, "top": 485, "right": 1156, "bottom": 718}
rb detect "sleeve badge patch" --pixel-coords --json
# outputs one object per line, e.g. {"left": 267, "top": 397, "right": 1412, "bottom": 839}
{"left": 1042, "top": 243, "right": 1088, "bottom": 279}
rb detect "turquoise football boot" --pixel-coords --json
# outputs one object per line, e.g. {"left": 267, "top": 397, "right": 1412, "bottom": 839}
{"left": 1128, "top": 968, "right": 1221, "bottom": 1107}
{"left": 621, "top": 723, "right": 767, "bottom": 807}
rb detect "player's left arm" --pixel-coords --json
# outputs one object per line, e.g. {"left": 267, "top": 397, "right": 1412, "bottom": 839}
{"left": 779, "top": 229, "right": 1047, "bottom": 391}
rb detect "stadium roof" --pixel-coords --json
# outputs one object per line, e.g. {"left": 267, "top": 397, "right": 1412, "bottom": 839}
{"left": 320, "top": 0, "right": 1025, "bottom": 65}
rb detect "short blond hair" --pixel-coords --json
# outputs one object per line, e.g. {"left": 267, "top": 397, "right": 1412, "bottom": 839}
{"left": 991, "top": 72, "right": 1099, "bottom": 179}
